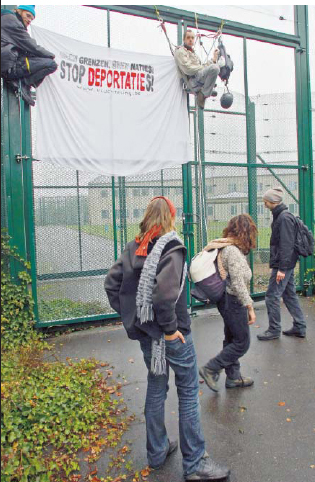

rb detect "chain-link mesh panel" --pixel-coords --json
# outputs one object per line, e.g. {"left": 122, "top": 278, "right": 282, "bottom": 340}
{"left": 109, "top": 12, "right": 177, "bottom": 56}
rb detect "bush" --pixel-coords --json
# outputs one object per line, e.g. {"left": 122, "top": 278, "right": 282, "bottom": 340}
{"left": 1, "top": 231, "right": 40, "bottom": 351}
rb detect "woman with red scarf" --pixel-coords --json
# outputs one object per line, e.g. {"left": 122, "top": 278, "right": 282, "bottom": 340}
{"left": 105, "top": 197, "right": 230, "bottom": 481}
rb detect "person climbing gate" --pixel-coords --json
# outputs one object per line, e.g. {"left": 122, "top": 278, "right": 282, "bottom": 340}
{"left": 174, "top": 29, "right": 224, "bottom": 109}
{"left": 1, "top": 5, "right": 57, "bottom": 106}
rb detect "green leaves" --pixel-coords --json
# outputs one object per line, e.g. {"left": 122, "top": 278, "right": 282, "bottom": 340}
{"left": 1, "top": 230, "right": 39, "bottom": 352}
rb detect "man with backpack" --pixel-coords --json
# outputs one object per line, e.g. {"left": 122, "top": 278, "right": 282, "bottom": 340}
{"left": 257, "top": 187, "right": 311, "bottom": 340}
{"left": 1, "top": 5, "right": 57, "bottom": 106}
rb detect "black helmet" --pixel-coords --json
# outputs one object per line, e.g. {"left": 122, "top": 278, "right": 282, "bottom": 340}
{"left": 220, "top": 91, "right": 233, "bottom": 109}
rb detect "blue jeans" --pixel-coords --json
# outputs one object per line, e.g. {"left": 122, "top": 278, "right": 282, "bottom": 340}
{"left": 265, "top": 268, "right": 306, "bottom": 335}
{"left": 205, "top": 294, "right": 250, "bottom": 379}
{"left": 139, "top": 332, "right": 205, "bottom": 476}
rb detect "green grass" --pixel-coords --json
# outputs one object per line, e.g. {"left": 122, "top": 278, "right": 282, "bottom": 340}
{"left": 69, "top": 223, "right": 272, "bottom": 249}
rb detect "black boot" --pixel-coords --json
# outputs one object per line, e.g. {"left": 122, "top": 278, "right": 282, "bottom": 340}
{"left": 257, "top": 330, "right": 280, "bottom": 341}
{"left": 282, "top": 327, "right": 306, "bottom": 338}
{"left": 20, "top": 82, "right": 35, "bottom": 106}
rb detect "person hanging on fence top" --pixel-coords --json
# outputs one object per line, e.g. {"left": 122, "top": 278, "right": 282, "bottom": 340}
{"left": 175, "top": 29, "right": 225, "bottom": 110}
{"left": 1, "top": 5, "right": 57, "bottom": 106}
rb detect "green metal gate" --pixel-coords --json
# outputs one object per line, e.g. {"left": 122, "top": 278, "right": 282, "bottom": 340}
{"left": 1, "top": 5, "right": 314, "bottom": 327}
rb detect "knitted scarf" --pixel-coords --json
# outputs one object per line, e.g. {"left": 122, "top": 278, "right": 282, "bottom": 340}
{"left": 136, "top": 231, "right": 187, "bottom": 376}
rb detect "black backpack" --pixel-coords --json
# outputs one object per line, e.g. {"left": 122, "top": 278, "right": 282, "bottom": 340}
{"left": 217, "top": 39, "right": 234, "bottom": 84}
{"left": 294, "top": 217, "right": 314, "bottom": 257}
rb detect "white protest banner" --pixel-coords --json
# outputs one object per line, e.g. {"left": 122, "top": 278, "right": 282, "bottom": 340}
{"left": 31, "top": 26, "right": 190, "bottom": 176}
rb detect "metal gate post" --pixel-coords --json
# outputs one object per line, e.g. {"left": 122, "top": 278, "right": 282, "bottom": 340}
{"left": 243, "top": 38, "right": 258, "bottom": 294}
{"left": 1, "top": 84, "right": 28, "bottom": 277}
{"left": 294, "top": 6, "right": 314, "bottom": 294}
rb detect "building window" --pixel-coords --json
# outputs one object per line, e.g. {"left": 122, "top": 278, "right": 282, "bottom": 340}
{"left": 288, "top": 181, "right": 297, "bottom": 191}
{"left": 257, "top": 204, "right": 264, "bottom": 215}
{"left": 257, "top": 182, "right": 263, "bottom": 192}
{"left": 228, "top": 183, "right": 237, "bottom": 193}
{"left": 153, "top": 188, "right": 160, "bottom": 196}
{"left": 101, "top": 209, "right": 109, "bottom": 219}
{"left": 142, "top": 188, "right": 149, "bottom": 196}
{"left": 133, "top": 209, "right": 140, "bottom": 218}
{"left": 207, "top": 205, "right": 214, "bottom": 216}
{"left": 231, "top": 205, "right": 237, "bottom": 215}
{"left": 101, "top": 189, "right": 109, "bottom": 198}
{"left": 133, "top": 189, "right": 140, "bottom": 197}
{"left": 289, "top": 204, "right": 298, "bottom": 214}
{"left": 176, "top": 207, "right": 183, "bottom": 217}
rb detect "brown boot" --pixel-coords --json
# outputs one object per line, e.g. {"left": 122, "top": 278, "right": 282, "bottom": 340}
{"left": 197, "top": 91, "right": 205, "bottom": 109}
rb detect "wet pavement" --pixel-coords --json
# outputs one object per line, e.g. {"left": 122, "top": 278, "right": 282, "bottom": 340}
{"left": 52, "top": 297, "right": 315, "bottom": 482}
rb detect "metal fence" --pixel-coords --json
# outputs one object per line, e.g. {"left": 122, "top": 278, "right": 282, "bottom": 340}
{"left": 1, "top": 5, "right": 314, "bottom": 327}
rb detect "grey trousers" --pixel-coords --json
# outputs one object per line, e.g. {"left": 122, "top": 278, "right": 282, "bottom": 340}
{"left": 265, "top": 268, "right": 306, "bottom": 335}
{"left": 188, "top": 64, "right": 220, "bottom": 98}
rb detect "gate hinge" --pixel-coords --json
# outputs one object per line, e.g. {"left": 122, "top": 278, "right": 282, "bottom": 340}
{"left": 301, "top": 165, "right": 309, "bottom": 171}
{"left": 296, "top": 47, "right": 306, "bottom": 53}
{"left": 15, "top": 154, "right": 30, "bottom": 163}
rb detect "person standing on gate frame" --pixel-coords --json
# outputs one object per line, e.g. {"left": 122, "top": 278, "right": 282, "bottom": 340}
{"left": 174, "top": 29, "right": 225, "bottom": 110}
{"left": 1, "top": 5, "right": 57, "bottom": 106}
{"left": 257, "top": 187, "right": 307, "bottom": 341}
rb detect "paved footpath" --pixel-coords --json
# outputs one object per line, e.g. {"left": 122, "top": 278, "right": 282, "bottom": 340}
{"left": 52, "top": 297, "right": 315, "bottom": 482}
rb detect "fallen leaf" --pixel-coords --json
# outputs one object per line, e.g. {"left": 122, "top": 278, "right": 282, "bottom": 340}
{"left": 286, "top": 409, "right": 291, "bottom": 412}
{"left": 239, "top": 428, "right": 244, "bottom": 434}
{"left": 278, "top": 402, "right": 286, "bottom": 406}
{"left": 199, "top": 390, "right": 203, "bottom": 396}
{"left": 141, "top": 468, "right": 151, "bottom": 477}
{"left": 129, "top": 358, "right": 135, "bottom": 363}
{"left": 286, "top": 418, "right": 292, "bottom": 422}
{"left": 239, "top": 406, "right": 247, "bottom": 412}
{"left": 107, "top": 340, "right": 111, "bottom": 343}
{"left": 310, "top": 465, "right": 315, "bottom": 469}
{"left": 263, "top": 381, "right": 268, "bottom": 385}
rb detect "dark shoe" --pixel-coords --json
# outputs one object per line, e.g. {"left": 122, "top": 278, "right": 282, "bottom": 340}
{"left": 185, "top": 453, "right": 230, "bottom": 480}
{"left": 210, "top": 90, "right": 218, "bottom": 97}
{"left": 257, "top": 330, "right": 280, "bottom": 341}
{"left": 226, "top": 376, "right": 254, "bottom": 389}
{"left": 149, "top": 439, "right": 178, "bottom": 469}
{"left": 197, "top": 91, "right": 205, "bottom": 109}
{"left": 20, "top": 83, "right": 35, "bottom": 106}
{"left": 282, "top": 327, "right": 306, "bottom": 338}
{"left": 199, "top": 366, "right": 220, "bottom": 392}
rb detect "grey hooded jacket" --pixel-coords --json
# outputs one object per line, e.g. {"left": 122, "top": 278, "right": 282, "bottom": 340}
{"left": 105, "top": 238, "right": 191, "bottom": 340}
{"left": 1, "top": 10, "right": 54, "bottom": 75}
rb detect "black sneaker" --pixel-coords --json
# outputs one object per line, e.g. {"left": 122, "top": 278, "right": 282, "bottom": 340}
{"left": 199, "top": 366, "right": 220, "bottom": 392}
{"left": 210, "top": 90, "right": 218, "bottom": 97}
{"left": 149, "top": 439, "right": 178, "bottom": 469}
{"left": 185, "top": 453, "right": 230, "bottom": 481}
{"left": 257, "top": 330, "right": 280, "bottom": 341}
{"left": 282, "top": 327, "right": 306, "bottom": 338}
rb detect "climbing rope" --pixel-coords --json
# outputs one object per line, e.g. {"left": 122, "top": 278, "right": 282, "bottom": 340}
{"left": 154, "top": 6, "right": 175, "bottom": 56}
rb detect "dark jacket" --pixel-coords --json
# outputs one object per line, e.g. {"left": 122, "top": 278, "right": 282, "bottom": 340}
{"left": 269, "top": 203, "right": 299, "bottom": 270}
{"left": 1, "top": 10, "right": 54, "bottom": 74}
{"left": 105, "top": 238, "right": 191, "bottom": 340}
